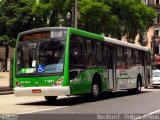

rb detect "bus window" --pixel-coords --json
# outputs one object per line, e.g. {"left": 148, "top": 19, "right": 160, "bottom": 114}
{"left": 16, "top": 41, "right": 38, "bottom": 74}
{"left": 70, "top": 42, "right": 80, "bottom": 65}
{"left": 38, "top": 40, "right": 65, "bottom": 73}
{"left": 125, "top": 48, "right": 134, "bottom": 68}
{"left": 70, "top": 34, "right": 84, "bottom": 68}
{"left": 85, "top": 39, "right": 94, "bottom": 67}
{"left": 116, "top": 47, "right": 126, "bottom": 69}
{"left": 96, "top": 42, "right": 103, "bottom": 66}
{"left": 103, "top": 45, "right": 109, "bottom": 67}
{"left": 146, "top": 53, "right": 151, "bottom": 65}
{"left": 134, "top": 50, "right": 139, "bottom": 64}
{"left": 108, "top": 46, "right": 115, "bottom": 69}
{"left": 139, "top": 51, "right": 142, "bottom": 65}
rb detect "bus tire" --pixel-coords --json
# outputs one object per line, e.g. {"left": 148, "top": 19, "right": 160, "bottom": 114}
{"left": 128, "top": 77, "right": 142, "bottom": 94}
{"left": 135, "top": 77, "right": 142, "bottom": 93}
{"left": 91, "top": 78, "right": 102, "bottom": 101}
{"left": 44, "top": 96, "right": 57, "bottom": 103}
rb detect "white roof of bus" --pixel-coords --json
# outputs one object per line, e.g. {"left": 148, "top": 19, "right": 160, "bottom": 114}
{"left": 104, "top": 37, "right": 149, "bottom": 51}
{"left": 19, "top": 27, "right": 67, "bottom": 35}
{"left": 18, "top": 27, "right": 149, "bottom": 52}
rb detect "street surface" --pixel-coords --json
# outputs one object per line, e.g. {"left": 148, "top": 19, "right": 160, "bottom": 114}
{"left": 1, "top": 87, "right": 160, "bottom": 120}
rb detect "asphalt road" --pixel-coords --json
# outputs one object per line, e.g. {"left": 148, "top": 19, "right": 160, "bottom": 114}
{"left": 1, "top": 88, "right": 160, "bottom": 120}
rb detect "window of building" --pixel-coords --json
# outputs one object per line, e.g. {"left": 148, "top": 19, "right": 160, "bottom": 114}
{"left": 148, "top": 0, "right": 154, "bottom": 5}
{"left": 156, "top": 0, "right": 159, "bottom": 4}
{"left": 157, "top": 13, "right": 160, "bottom": 23}
{"left": 155, "top": 30, "right": 159, "bottom": 37}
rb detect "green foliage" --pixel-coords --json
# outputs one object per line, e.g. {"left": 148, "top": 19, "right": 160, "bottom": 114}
{"left": 32, "top": 0, "right": 67, "bottom": 27}
{"left": 0, "top": 0, "right": 36, "bottom": 46}
{"left": 104, "top": 0, "right": 156, "bottom": 41}
{"left": 79, "top": 0, "right": 118, "bottom": 34}
{"left": 32, "top": 0, "right": 156, "bottom": 42}
{"left": 32, "top": 0, "right": 52, "bottom": 27}
{"left": 0, "top": 35, "right": 9, "bottom": 43}
{"left": 0, "top": 0, "right": 157, "bottom": 47}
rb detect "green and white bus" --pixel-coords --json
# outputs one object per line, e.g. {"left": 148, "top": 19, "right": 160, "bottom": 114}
{"left": 13, "top": 27, "right": 151, "bottom": 102}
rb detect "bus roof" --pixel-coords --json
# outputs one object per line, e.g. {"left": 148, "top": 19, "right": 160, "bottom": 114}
{"left": 19, "top": 27, "right": 67, "bottom": 36}
{"left": 69, "top": 28, "right": 150, "bottom": 52}
{"left": 104, "top": 37, "right": 149, "bottom": 52}
{"left": 68, "top": 27, "right": 104, "bottom": 41}
{"left": 18, "top": 27, "right": 150, "bottom": 52}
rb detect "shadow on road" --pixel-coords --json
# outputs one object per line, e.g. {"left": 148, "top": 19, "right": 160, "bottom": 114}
{"left": 17, "top": 90, "right": 150, "bottom": 106}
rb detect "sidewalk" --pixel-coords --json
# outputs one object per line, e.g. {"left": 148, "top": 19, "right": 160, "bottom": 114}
{"left": 0, "top": 72, "right": 13, "bottom": 95}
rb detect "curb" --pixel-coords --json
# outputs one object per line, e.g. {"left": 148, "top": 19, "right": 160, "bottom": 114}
{"left": 0, "top": 91, "right": 13, "bottom": 95}
{"left": 0, "top": 87, "right": 13, "bottom": 95}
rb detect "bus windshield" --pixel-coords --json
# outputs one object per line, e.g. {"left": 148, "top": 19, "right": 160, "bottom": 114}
{"left": 16, "top": 38, "right": 65, "bottom": 75}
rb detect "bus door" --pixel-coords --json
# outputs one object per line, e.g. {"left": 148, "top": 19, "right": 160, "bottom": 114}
{"left": 107, "top": 46, "right": 115, "bottom": 90}
{"left": 142, "top": 52, "right": 151, "bottom": 86}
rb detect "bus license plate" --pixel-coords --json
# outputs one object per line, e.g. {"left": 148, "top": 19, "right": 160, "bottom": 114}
{"left": 32, "top": 89, "right": 41, "bottom": 93}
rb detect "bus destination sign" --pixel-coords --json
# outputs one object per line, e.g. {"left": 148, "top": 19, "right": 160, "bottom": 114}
{"left": 22, "top": 31, "right": 51, "bottom": 41}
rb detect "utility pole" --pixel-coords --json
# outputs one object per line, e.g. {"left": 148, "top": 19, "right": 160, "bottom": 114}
{"left": 75, "top": 0, "right": 78, "bottom": 28}
{"left": 71, "top": 0, "right": 78, "bottom": 28}
{"left": 71, "top": 0, "right": 75, "bottom": 28}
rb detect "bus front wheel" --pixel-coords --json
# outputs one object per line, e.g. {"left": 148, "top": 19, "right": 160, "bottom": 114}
{"left": 44, "top": 96, "right": 57, "bottom": 103}
{"left": 91, "top": 79, "right": 101, "bottom": 101}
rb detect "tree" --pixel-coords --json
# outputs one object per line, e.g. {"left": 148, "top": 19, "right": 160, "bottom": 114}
{"left": 79, "top": 0, "right": 156, "bottom": 41}
{"left": 0, "top": 0, "right": 37, "bottom": 46}
{"left": 32, "top": 0, "right": 67, "bottom": 27}
{"left": 104, "top": 0, "right": 156, "bottom": 42}
{"left": 79, "top": 0, "right": 118, "bottom": 34}
{"left": 0, "top": 0, "right": 36, "bottom": 71}
{"left": 32, "top": 0, "right": 156, "bottom": 43}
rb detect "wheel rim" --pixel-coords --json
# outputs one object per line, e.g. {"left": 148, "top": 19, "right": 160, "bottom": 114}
{"left": 93, "top": 84, "right": 99, "bottom": 97}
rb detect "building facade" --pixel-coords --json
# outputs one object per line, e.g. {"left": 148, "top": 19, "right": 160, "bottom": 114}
{"left": 0, "top": 47, "right": 14, "bottom": 72}
{"left": 142, "top": 0, "right": 160, "bottom": 68}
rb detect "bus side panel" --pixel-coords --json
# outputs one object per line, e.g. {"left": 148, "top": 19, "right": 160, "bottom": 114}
{"left": 97, "top": 67, "right": 108, "bottom": 92}
{"left": 116, "top": 65, "right": 143, "bottom": 90}
{"left": 143, "top": 65, "right": 152, "bottom": 86}
{"left": 70, "top": 67, "right": 107, "bottom": 95}
{"left": 147, "top": 66, "right": 152, "bottom": 86}
{"left": 70, "top": 68, "right": 93, "bottom": 95}
{"left": 68, "top": 28, "right": 105, "bottom": 95}
{"left": 144, "top": 52, "right": 152, "bottom": 87}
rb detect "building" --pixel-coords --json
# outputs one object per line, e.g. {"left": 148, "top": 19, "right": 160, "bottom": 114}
{"left": 0, "top": 47, "right": 14, "bottom": 72}
{"left": 142, "top": 0, "right": 160, "bottom": 69}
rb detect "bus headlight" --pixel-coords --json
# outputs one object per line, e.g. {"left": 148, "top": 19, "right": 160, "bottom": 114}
{"left": 53, "top": 77, "right": 63, "bottom": 86}
{"left": 16, "top": 81, "right": 23, "bottom": 87}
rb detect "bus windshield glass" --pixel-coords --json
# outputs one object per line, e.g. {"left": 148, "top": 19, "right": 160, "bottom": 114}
{"left": 16, "top": 31, "right": 66, "bottom": 75}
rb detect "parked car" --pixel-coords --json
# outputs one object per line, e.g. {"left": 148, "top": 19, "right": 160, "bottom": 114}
{"left": 151, "top": 69, "right": 160, "bottom": 88}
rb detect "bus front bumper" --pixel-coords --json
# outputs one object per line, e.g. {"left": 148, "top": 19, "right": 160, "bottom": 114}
{"left": 14, "top": 86, "right": 70, "bottom": 97}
